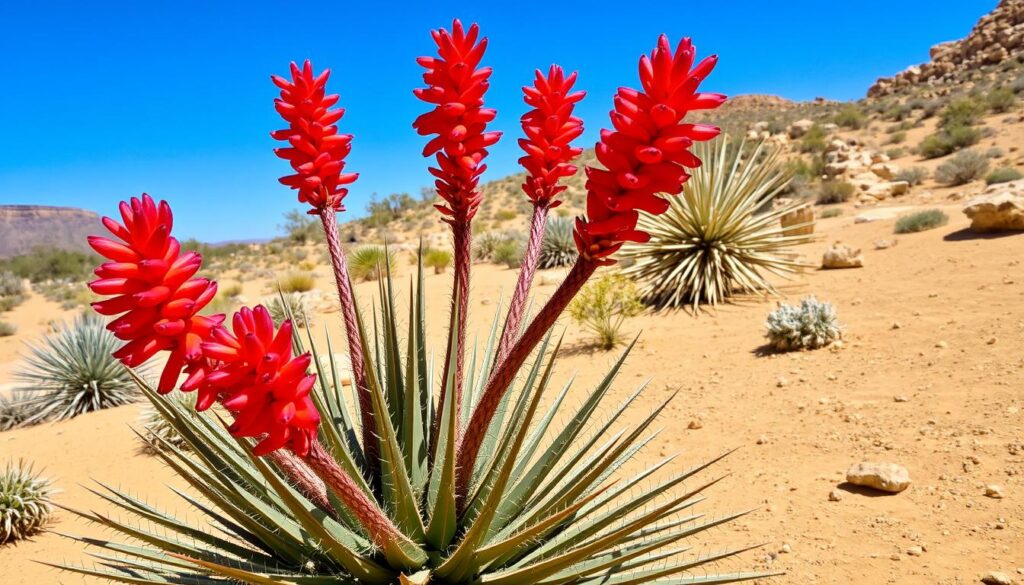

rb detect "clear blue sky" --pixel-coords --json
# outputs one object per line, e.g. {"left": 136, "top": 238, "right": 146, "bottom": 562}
{"left": 0, "top": 0, "right": 995, "bottom": 242}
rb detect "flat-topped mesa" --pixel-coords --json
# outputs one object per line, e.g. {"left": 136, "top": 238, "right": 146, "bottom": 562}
{"left": 868, "top": 0, "right": 1024, "bottom": 97}
{"left": 0, "top": 205, "right": 101, "bottom": 258}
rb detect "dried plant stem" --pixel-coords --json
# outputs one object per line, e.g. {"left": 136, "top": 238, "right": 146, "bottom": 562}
{"left": 455, "top": 255, "right": 596, "bottom": 506}
{"left": 304, "top": 440, "right": 404, "bottom": 547}
{"left": 267, "top": 449, "right": 338, "bottom": 520}
{"left": 494, "top": 205, "right": 548, "bottom": 367}
{"left": 318, "top": 208, "right": 380, "bottom": 485}
{"left": 431, "top": 220, "right": 471, "bottom": 461}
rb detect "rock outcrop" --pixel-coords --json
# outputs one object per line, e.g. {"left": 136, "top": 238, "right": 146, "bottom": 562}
{"left": 824, "top": 139, "right": 910, "bottom": 202}
{"left": 0, "top": 205, "right": 102, "bottom": 258}
{"left": 869, "top": 0, "right": 1024, "bottom": 96}
{"left": 963, "top": 180, "right": 1024, "bottom": 231}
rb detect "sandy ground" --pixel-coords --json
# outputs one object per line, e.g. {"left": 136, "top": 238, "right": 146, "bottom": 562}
{"left": 1, "top": 199, "right": 1022, "bottom": 584}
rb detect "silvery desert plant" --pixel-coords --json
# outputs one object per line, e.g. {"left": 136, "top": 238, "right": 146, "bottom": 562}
{"left": 538, "top": 216, "right": 577, "bottom": 269}
{"left": 56, "top": 24, "right": 771, "bottom": 585}
{"left": 765, "top": 296, "right": 842, "bottom": 351}
{"left": 0, "top": 460, "right": 53, "bottom": 543}
{"left": 138, "top": 390, "right": 194, "bottom": 453}
{"left": 622, "top": 137, "right": 814, "bottom": 310}
{"left": 15, "top": 313, "right": 139, "bottom": 425}
{"left": 267, "top": 291, "right": 314, "bottom": 328}
{"left": 0, "top": 392, "right": 30, "bottom": 431}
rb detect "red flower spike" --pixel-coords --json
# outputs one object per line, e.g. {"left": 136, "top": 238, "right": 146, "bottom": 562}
{"left": 201, "top": 306, "right": 321, "bottom": 457}
{"left": 272, "top": 60, "right": 358, "bottom": 214}
{"left": 518, "top": 65, "right": 585, "bottom": 208}
{"left": 413, "top": 19, "right": 502, "bottom": 223}
{"left": 88, "top": 194, "right": 224, "bottom": 395}
{"left": 575, "top": 35, "right": 725, "bottom": 265}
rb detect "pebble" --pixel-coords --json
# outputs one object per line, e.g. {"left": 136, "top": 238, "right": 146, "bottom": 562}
{"left": 981, "top": 572, "right": 1013, "bottom": 585}
{"left": 780, "top": 543, "right": 792, "bottom": 554}
{"left": 906, "top": 546, "right": 923, "bottom": 556}
{"left": 846, "top": 462, "right": 911, "bottom": 493}
{"left": 987, "top": 337, "right": 998, "bottom": 345}
{"left": 828, "top": 489, "right": 843, "bottom": 502}
{"left": 687, "top": 419, "right": 703, "bottom": 430}
{"left": 894, "top": 395, "right": 909, "bottom": 403}
{"left": 776, "top": 377, "right": 788, "bottom": 388}
{"left": 892, "top": 321, "right": 902, "bottom": 330}
{"left": 935, "top": 341, "right": 948, "bottom": 349}
{"left": 757, "top": 435, "right": 769, "bottom": 445}
{"left": 985, "top": 485, "right": 1004, "bottom": 499}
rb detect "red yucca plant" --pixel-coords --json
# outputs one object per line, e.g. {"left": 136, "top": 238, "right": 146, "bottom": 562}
{"left": 54, "top": 20, "right": 772, "bottom": 585}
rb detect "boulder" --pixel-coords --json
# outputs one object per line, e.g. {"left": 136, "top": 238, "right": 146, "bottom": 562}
{"left": 870, "top": 162, "right": 899, "bottom": 180}
{"left": 788, "top": 119, "right": 815, "bottom": 138}
{"left": 846, "top": 462, "right": 911, "bottom": 493}
{"left": 963, "top": 189, "right": 1024, "bottom": 232}
{"left": 822, "top": 242, "right": 863, "bottom": 269}
{"left": 780, "top": 206, "right": 815, "bottom": 236}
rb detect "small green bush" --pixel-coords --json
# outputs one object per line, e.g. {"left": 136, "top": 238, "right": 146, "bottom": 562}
{"left": 492, "top": 239, "right": 523, "bottom": 269}
{"left": 267, "top": 292, "right": 313, "bottom": 329}
{"left": 0, "top": 460, "right": 53, "bottom": 543}
{"left": 939, "top": 97, "right": 986, "bottom": 128}
{"left": 935, "top": 149, "right": 990, "bottom": 186}
{"left": 918, "top": 124, "right": 981, "bottom": 159}
{"left": 799, "top": 125, "right": 828, "bottom": 153}
{"left": 765, "top": 296, "right": 842, "bottom": 352}
{"left": 422, "top": 248, "right": 453, "bottom": 274}
{"left": 986, "top": 166, "right": 1024, "bottom": 185}
{"left": 894, "top": 209, "right": 949, "bottom": 234}
{"left": 494, "top": 209, "right": 517, "bottom": 222}
{"left": 894, "top": 166, "right": 929, "bottom": 186}
{"left": 474, "top": 231, "right": 521, "bottom": 261}
{"left": 820, "top": 208, "right": 843, "bottom": 219}
{"left": 221, "top": 282, "right": 243, "bottom": 298}
{"left": 278, "top": 271, "right": 316, "bottom": 292}
{"left": 569, "top": 273, "right": 643, "bottom": 350}
{"left": 347, "top": 246, "right": 395, "bottom": 282}
{"left": 817, "top": 180, "right": 856, "bottom": 204}
{"left": 833, "top": 104, "right": 867, "bottom": 129}
{"left": 0, "top": 247, "right": 96, "bottom": 283}
{"left": 888, "top": 131, "right": 907, "bottom": 144}
{"left": 987, "top": 87, "right": 1017, "bottom": 113}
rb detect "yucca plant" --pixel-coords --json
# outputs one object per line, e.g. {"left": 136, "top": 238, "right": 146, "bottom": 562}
{"left": 0, "top": 392, "right": 30, "bottom": 431}
{"left": 15, "top": 313, "right": 139, "bottom": 425}
{"left": 539, "top": 217, "right": 577, "bottom": 269}
{"left": 349, "top": 246, "right": 396, "bottom": 281}
{"left": 268, "top": 291, "right": 314, "bottom": 329}
{"left": 57, "top": 26, "right": 768, "bottom": 585}
{"left": 622, "top": 137, "right": 815, "bottom": 311}
{"left": 1, "top": 460, "right": 53, "bottom": 543}
{"left": 138, "top": 390, "right": 194, "bottom": 453}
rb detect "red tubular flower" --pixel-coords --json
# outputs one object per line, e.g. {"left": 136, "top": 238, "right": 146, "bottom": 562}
{"left": 272, "top": 60, "right": 358, "bottom": 213}
{"left": 574, "top": 35, "right": 726, "bottom": 265}
{"left": 413, "top": 19, "right": 502, "bottom": 223}
{"left": 519, "top": 65, "right": 585, "bottom": 208}
{"left": 88, "top": 194, "right": 222, "bottom": 395}
{"left": 201, "top": 306, "right": 320, "bottom": 457}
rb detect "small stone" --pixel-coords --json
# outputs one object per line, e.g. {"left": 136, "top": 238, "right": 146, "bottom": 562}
{"left": 757, "top": 435, "right": 769, "bottom": 445}
{"left": 987, "top": 337, "right": 998, "bottom": 345}
{"left": 890, "top": 554, "right": 901, "bottom": 561}
{"left": 985, "top": 485, "right": 1004, "bottom": 499}
{"left": 906, "top": 546, "right": 923, "bottom": 556}
{"left": 780, "top": 543, "right": 792, "bottom": 554}
{"left": 846, "top": 462, "right": 911, "bottom": 493}
{"left": 828, "top": 489, "right": 843, "bottom": 502}
{"left": 822, "top": 242, "right": 864, "bottom": 269}
{"left": 687, "top": 419, "right": 703, "bottom": 430}
{"left": 935, "top": 341, "right": 948, "bottom": 349}
{"left": 776, "top": 377, "right": 788, "bottom": 388}
{"left": 981, "top": 571, "right": 1014, "bottom": 585}
{"left": 894, "top": 395, "right": 909, "bottom": 403}
{"left": 891, "top": 321, "right": 902, "bottom": 330}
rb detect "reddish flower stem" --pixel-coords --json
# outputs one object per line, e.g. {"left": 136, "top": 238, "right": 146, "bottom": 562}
{"left": 455, "top": 255, "right": 596, "bottom": 507}
{"left": 303, "top": 440, "right": 404, "bottom": 546}
{"left": 494, "top": 205, "right": 549, "bottom": 368}
{"left": 318, "top": 208, "right": 380, "bottom": 486}
{"left": 267, "top": 449, "right": 338, "bottom": 520}
{"left": 430, "top": 220, "right": 472, "bottom": 462}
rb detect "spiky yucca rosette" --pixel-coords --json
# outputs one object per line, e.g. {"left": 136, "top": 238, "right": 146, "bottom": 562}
{"left": 54, "top": 24, "right": 773, "bottom": 585}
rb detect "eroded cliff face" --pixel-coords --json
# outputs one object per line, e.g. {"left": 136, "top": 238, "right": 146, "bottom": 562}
{"left": 0, "top": 205, "right": 101, "bottom": 258}
{"left": 869, "top": 0, "right": 1024, "bottom": 97}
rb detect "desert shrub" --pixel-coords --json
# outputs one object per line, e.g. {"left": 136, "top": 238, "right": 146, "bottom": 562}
{"left": 820, "top": 207, "right": 843, "bottom": 218}
{"left": 569, "top": 273, "right": 643, "bottom": 350}
{"left": 31, "top": 279, "right": 94, "bottom": 310}
{"left": 918, "top": 124, "right": 981, "bottom": 159}
{"left": 935, "top": 149, "right": 990, "bottom": 185}
{"left": 538, "top": 216, "right": 576, "bottom": 269}
{"left": 493, "top": 209, "right": 517, "bottom": 221}
{"left": 939, "top": 97, "right": 986, "bottom": 128}
{"left": 985, "top": 166, "right": 1024, "bottom": 184}
{"left": 0, "top": 393, "right": 29, "bottom": 431}
{"left": 0, "top": 460, "right": 53, "bottom": 543}
{"left": 422, "top": 248, "right": 452, "bottom": 274}
{"left": 817, "top": 180, "right": 856, "bottom": 204}
{"left": 894, "top": 166, "right": 929, "bottom": 185}
{"left": 887, "top": 131, "right": 907, "bottom": 144}
{"left": 280, "top": 209, "right": 322, "bottom": 244}
{"left": 0, "top": 271, "right": 25, "bottom": 309}
{"left": 1013, "top": 72, "right": 1024, "bottom": 93}
{"left": 267, "top": 292, "right": 313, "bottom": 328}
{"left": 799, "top": 124, "right": 828, "bottom": 153}
{"left": 833, "top": 104, "right": 867, "bottom": 129}
{"left": 139, "top": 392, "right": 193, "bottom": 453}
{"left": 0, "top": 321, "right": 16, "bottom": 337}
{"left": 347, "top": 246, "right": 395, "bottom": 281}
{"left": 221, "top": 282, "right": 243, "bottom": 298}
{"left": 883, "top": 104, "right": 911, "bottom": 121}
{"left": 987, "top": 87, "right": 1017, "bottom": 113}
{"left": 473, "top": 230, "right": 521, "bottom": 261}
{"left": 765, "top": 296, "right": 842, "bottom": 351}
{"left": 278, "top": 271, "right": 316, "bottom": 292}
{"left": 987, "top": 146, "right": 1006, "bottom": 159}
{"left": 0, "top": 247, "right": 96, "bottom": 283}
{"left": 895, "top": 209, "right": 949, "bottom": 234}
{"left": 492, "top": 239, "right": 523, "bottom": 268}
{"left": 15, "top": 313, "right": 140, "bottom": 425}
{"left": 622, "top": 137, "right": 814, "bottom": 309}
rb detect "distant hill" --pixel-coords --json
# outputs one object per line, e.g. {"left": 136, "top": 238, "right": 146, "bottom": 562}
{"left": 0, "top": 205, "right": 101, "bottom": 258}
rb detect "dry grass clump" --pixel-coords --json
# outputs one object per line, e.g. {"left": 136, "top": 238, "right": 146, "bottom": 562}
{"left": 895, "top": 209, "right": 949, "bottom": 234}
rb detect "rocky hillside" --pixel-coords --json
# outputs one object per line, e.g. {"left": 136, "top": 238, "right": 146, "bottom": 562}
{"left": 869, "top": 0, "right": 1024, "bottom": 96}
{"left": 0, "top": 205, "right": 101, "bottom": 258}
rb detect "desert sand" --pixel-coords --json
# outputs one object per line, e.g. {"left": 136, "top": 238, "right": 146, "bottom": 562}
{"left": 1, "top": 199, "right": 1021, "bottom": 584}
